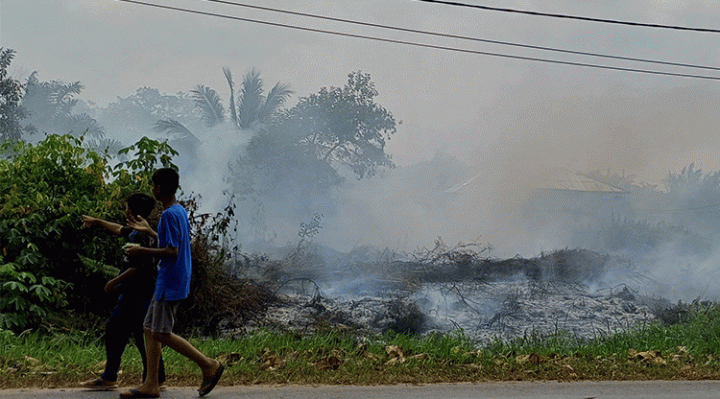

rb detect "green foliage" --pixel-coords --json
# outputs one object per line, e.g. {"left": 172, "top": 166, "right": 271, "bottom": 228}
{"left": 662, "top": 163, "right": 720, "bottom": 237}
{"left": 232, "top": 71, "right": 395, "bottom": 215}
{"left": 98, "top": 87, "right": 198, "bottom": 149}
{"left": 21, "top": 72, "right": 104, "bottom": 140}
{"left": 285, "top": 70, "right": 397, "bottom": 179}
{"left": 0, "top": 48, "right": 27, "bottom": 142}
{"left": 0, "top": 134, "right": 176, "bottom": 331}
{"left": 115, "top": 136, "right": 178, "bottom": 186}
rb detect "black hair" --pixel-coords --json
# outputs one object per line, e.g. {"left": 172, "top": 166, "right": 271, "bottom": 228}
{"left": 126, "top": 192, "right": 156, "bottom": 218}
{"left": 152, "top": 168, "right": 180, "bottom": 195}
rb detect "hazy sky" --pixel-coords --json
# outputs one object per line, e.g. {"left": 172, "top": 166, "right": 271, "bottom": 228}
{"left": 4, "top": 0, "right": 720, "bottom": 186}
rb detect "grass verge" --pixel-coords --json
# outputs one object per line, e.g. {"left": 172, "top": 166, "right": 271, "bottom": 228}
{"left": 3, "top": 302, "right": 720, "bottom": 388}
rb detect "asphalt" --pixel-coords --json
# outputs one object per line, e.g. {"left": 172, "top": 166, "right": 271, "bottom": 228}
{"left": 2, "top": 381, "right": 720, "bottom": 399}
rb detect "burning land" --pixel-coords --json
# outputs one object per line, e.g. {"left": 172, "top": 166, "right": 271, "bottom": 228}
{"left": 198, "top": 242, "right": 668, "bottom": 346}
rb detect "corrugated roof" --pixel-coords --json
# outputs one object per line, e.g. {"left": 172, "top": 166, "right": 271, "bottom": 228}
{"left": 444, "top": 168, "right": 629, "bottom": 194}
{"left": 536, "top": 168, "right": 628, "bottom": 193}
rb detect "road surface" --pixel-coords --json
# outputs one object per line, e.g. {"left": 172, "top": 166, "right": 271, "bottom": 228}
{"left": 1, "top": 381, "right": 720, "bottom": 398}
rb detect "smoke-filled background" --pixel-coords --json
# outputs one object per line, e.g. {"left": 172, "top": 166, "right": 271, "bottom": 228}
{"left": 4, "top": 0, "right": 720, "bottom": 302}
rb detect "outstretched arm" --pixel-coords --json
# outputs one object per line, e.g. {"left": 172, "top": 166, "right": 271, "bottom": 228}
{"left": 81, "top": 215, "right": 124, "bottom": 235}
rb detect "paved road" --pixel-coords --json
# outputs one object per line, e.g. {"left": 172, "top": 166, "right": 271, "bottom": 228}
{"left": 2, "top": 381, "right": 720, "bottom": 399}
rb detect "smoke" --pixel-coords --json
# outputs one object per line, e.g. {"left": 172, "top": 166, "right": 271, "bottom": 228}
{"left": 176, "top": 124, "right": 250, "bottom": 215}
{"left": 463, "top": 80, "right": 720, "bottom": 300}
{"left": 220, "top": 78, "right": 720, "bottom": 303}
{"left": 32, "top": 65, "right": 720, "bottom": 304}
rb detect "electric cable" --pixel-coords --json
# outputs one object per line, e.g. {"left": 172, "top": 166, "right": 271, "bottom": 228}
{"left": 417, "top": 0, "right": 720, "bottom": 34}
{"left": 196, "top": 0, "right": 720, "bottom": 72}
{"left": 114, "top": 0, "right": 720, "bottom": 81}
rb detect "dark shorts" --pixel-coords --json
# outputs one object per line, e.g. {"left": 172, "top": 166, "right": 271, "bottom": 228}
{"left": 143, "top": 297, "right": 181, "bottom": 334}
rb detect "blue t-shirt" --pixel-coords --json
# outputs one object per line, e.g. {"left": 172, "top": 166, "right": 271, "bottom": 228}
{"left": 154, "top": 204, "right": 192, "bottom": 301}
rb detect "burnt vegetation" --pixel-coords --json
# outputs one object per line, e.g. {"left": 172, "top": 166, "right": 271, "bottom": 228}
{"left": 173, "top": 230, "right": 661, "bottom": 341}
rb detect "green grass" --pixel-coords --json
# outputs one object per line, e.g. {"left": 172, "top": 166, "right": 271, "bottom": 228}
{"left": 4, "top": 302, "right": 720, "bottom": 388}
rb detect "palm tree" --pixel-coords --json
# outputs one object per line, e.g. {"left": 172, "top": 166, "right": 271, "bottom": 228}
{"left": 0, "top": 48, "right": 27, "bottom": 142}
{"left": 191, "top": 84, "right": 225, "bottom": 128}
{"left": 155, "top": 68, "right": 293, "bottom": 142}
{"left": 152, "top": 117, "right": 201, "bottom": 155}
{"left": 21, "top": 72, "right": 105, "bottom": 140}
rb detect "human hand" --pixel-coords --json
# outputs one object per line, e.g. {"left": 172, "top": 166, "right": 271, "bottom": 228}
{"left": 124, "top": 244, "right": 143, "bottom": 257}
{"left": 127, "top": 213, "right": 152, "bottom": 234}
{"left": 104, "top": 279, "right": 119, "bottom": 294}
{"left": 81, "top": 215, "right": 97, "bottom": 228}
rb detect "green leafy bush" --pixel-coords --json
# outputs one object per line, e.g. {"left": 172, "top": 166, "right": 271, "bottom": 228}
{"left": 0, "top": 134, "right": 176, "bottom": 331}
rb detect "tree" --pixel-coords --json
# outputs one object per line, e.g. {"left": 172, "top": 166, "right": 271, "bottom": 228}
{"left": 21, "top": 72, "right": 105, "bottom": 139}
{"left": 234, "top": 68, "right": 293, "bottom": 130}
{"left": 99, "top": 87, "right": 198, "bottom": 138}
{"left": 279, "top": 71, "right": 396, "bottom": 179}
{"left": 662, "top": 164, "right": 720, "bottom": 236}
{"left": 96, "top": 86, "right": 200, "bottom": 158}
{"left": 155, "top": 68, "right": 293, "bottom": 141}
{"left": 18, "top": 72, "right": 129, "bottom": 155}
{"left": 230, "top": 71, "right": 397, "bottom": 223}
{"left": 0, "top": 48, "right": 27, "bottom": 142}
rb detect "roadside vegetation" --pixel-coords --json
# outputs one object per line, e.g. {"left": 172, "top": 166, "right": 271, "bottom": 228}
{"left": 2, "top": 300, "right": 720, "bottom": 389}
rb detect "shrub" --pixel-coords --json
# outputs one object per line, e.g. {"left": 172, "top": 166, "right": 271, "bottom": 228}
{"left": 175, "top": 196, "right": 277, "bottom": 336}
{"left": 0, "top": 134, "right": 175, "bottom": 331}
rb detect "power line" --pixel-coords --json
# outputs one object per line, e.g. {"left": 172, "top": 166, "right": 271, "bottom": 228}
{"left": 197, "top": 0, "right": 720, "bottom": 72}
{"left": 417, "top": 0, "right": 720, "bottom": 34}
{"left": 115, "top": 0, "right": 720, "bottom": 81}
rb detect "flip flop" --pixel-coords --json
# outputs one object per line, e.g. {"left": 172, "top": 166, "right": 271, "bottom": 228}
{"left": 198, "top": 363, "right": 225, "bottom": 397}
{"left": 118, "top": 388, "right": 160, "bottom": 398}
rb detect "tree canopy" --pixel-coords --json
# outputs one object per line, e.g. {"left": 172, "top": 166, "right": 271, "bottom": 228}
{"left": 236, "top": 71, "right": 397, "bottom": 205}
{"left": 285, "top": 71, "right": 397, "bottom": 179}
{"left": 0, "top": 48, "right": 27, "bottom": 142}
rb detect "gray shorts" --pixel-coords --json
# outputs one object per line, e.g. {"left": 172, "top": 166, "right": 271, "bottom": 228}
{"left": 143, "top": 297, "right": 181, "bottom": 334}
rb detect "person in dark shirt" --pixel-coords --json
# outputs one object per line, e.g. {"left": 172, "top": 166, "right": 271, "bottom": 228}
{"left": 80, "top": 193, "right": 166, "bottom": 390}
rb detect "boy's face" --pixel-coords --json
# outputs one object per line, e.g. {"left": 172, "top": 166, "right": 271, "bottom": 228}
{"left": 124, "top": 204, "right": 134, "bottom": 221}
{"left": 151, "top": 183, "right": 161, "bottom": 200}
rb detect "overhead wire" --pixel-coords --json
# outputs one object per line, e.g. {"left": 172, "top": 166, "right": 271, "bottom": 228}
{"left": 417, "top": 0, "right": 720, "bottom": 34}
{"left": 197, "top": 0, "right": 720, "bottom": 72}
{"left": 114, "top": 0, "right": 720, "bottom": 81}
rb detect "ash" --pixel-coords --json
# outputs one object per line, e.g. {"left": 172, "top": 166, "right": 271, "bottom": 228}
{"left": 237, "top": 246, "right": 661, "bottom": 345}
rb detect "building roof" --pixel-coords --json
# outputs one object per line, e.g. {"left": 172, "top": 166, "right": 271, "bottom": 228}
{"left": 444, "top": 168, "right": 629, "bottom": 194}
{"left": 536, "top": 168, "right": 629, "bottom": 193}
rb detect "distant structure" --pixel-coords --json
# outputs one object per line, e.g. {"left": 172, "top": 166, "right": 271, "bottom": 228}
{"left": 525, "top": 167, "right": 632, "bottom": 225}
{"left": 444, "top": 167, "right": 634, "bottom": 250}
{"left": 444, "top": 167, "right": 631, "bottom": 220}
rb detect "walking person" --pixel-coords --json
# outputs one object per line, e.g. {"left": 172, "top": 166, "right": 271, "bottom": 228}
{"left": 120, "top": 168, "right": 224, "bottom": 398}
{"left": 80, "top": 193, "right": 166, "bottom": 390}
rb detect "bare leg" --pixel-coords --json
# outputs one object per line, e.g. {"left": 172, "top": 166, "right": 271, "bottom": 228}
{"left": 122, "top": 329, "right": 162, "bottom": 397}
{"left": 152, "top": 332, "right": 220, "bottom": 378}
{"left": 121, "top": 332, "right": 221, "bottom": 398}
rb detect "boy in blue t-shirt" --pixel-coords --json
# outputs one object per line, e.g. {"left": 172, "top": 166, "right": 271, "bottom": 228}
{"left": 120, "top": 168, "right": 223, "bottom": 399}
